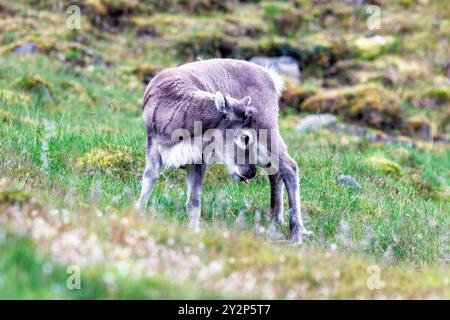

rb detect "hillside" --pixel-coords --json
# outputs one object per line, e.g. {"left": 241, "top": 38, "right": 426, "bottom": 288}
{"left": 0, "top": 0, "right": 449, "bottom": 298}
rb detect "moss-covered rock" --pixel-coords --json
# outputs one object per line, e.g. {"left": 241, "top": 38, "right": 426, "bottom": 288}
{"left": 309, "top": 1, "right": 356, "bottom": 29}
{"left": 237, "top": 36, "right": 298, "bottom": 59}
{"left": 405, "top": 116, "right": 432, "bottom": 139}
{"left": 127, "top": 14, "right": 194, "bottom": 37}
{"left": 13, "top": 75, "right": 53, "bottom": 100}
{"left": 176, "top": 29, "right": 236, "bottom": 59}
{"left": 281, "top": 80, "right": 320, "bottom": 110}
{"left": 82, "top": 0, "right": 109, "bottom": 16}
{"left": 0, "top": 90, "right": 32, "bottom": 106}
{"left": 224, "top": 6, "right": 268, "bottom": 37}
{"left": 299, "top": 33, "right": 349, "bottom": 70}
{"left": 80, "top": 0, "right": 236, "bottom": 28}
{"left": 351, "top": 35, "right": 397, "bottom": 59}
{"left": 382, "top": 11, "right": 419, "bottom": 34}
{"left": 148, "top": 0, "right": 235, "bottom": 14}
{"left": 421, "top": 87, "right": 450, "bottom": 105}
{"left": 366, "top": 156, "right": 402, "bottom": 178}
{"left": 79, "top": 147, "right": 139, "bottom": 178}
{"left": 237, "top": 33, "right": 349, "bottom": 73}
{"left": 263, "top": 1, "right": 305, "bottom": 36}
{"left": 374, "top": 55, "right": 427, "bottom": 83}
{"left": 301, "top": 84, "right": 404, "bottom": 131}
{"left": 120, "top": 64, "right": 159, "bottom": 83}
{"left": 325, "top": 60, "right": 381, "bottom": 85}
{"left": 0, "top": 36, "right": 55, "bottom": 55}
{"left": 0, "top": 179, "right": 30, "bottom": 205}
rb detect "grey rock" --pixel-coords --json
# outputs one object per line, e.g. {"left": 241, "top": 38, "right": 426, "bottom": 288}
{"left": 338, "top": 175, "right": 362, "bottom": 190}
{"left": 11, "top": 41, "right": 37, "bottom": 55}
{"left": 249, "top": 56, "right": 301, "bottom": 83}
{"left": 296, "top": 114, "right": 337, "bottom": 132}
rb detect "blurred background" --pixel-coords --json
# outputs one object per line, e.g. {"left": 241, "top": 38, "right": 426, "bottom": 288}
{"left": 2, "top": 0, "right": 449, "bottom": 136}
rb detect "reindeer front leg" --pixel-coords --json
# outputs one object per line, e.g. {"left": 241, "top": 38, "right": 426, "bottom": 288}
{"left": 278, "top": 152, "right": 311, "bottom": 244}
{"left": 268, "top": 174, "right": 284, "bottom": 225}
{"left": 185, "top": 164, "right": 207, "bottom": 231}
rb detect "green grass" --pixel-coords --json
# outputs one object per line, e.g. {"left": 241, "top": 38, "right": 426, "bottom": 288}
{"left": 1, "top": 54, "right": 448, "bottom": 270}
{"left": 1, "top": 54, "right": 448, "bottom": 265}
{"left": 0, "top": 0, "right": 449, "bottom": 299}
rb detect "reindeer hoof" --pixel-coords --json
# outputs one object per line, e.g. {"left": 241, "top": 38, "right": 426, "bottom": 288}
{"left": 288, "top": 227, "right": 312, "bottom": 245}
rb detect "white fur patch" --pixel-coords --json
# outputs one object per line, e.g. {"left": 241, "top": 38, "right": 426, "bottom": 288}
{"left": 192, "top": 90, "right": 213, "bottom": 100}
{"left": 158, "top": 141, "right": 203, "bottom": 169}
{"left": 266, "top": 66, "right": 285, "bottom": 97}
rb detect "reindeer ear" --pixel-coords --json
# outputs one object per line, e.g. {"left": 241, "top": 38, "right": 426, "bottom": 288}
{"left": 214, "top": 91, "right": 226, "bottom": 113}
{"left": 243, "top": 106, "right": 255, "bottom": 127}
{"left": 239, "top": 95, "right": 252, "bottom": 107}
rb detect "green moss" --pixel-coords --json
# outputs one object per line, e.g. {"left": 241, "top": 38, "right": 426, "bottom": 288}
{"left": 82, "top": 0, "right": 109, "bottom": 15}
{"left": 281, "top": 80, "right": 320, "bottom": 110}
{"left": 300, "top": 33, "right": 349, "bottom": 69}
{"left": 399, "top": 0, "right": 418, "bottom": 7}
{"left": 128, "top": 14, "right": 193, "bottom": 36}
{"left": 81, "top": 0, "right": 235, "bottom": 22}
{"left": 351, "top": 35, "right": 397, "bottom": 59}
{"left": 0, "top": 90, "right": 32, "bottom": 106}
{"left": 224, "top": 5, "right": 267, "bottom": 37}
{"left": 13, "top": 75, "right": 53, "bottom": 99}
{"left": 263, "top": 1, "right": 304, "bottom": 35}
{"left": 422, "top": 87, "right": 450, "bottom": 104}
{"left": 0, "top": 36, "right": 54, "bottom": 55}
{"left": 251, "top": 36, "right": 297, "bottom": 57}
{"left": 176, "top": 29, "right": 236, "bottom": 59}
{"left": 366, "top": 156, "right": 402, "bottom": 178}
{"left": 301, "top": 84, "right": 404, "bottom": 130}
{"left": 405, "top": 116, "right": 432, "bottom": 138}
{"left": 0, "top": 180, "right": 30, "bottom": 205}
{"left": 120, "top": 64, "right": 159, "bottom": 80}
{"left": 79, "top": 147, "right": 139, "bottom": 178}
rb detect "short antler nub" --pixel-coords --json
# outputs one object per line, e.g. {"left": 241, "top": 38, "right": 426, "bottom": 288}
{"left": 214, "top": 91, "right": 226, "bottom": 113}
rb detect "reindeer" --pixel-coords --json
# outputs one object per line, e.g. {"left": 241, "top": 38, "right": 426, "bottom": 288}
{"left": 135, "top": 58, "right": 310, "bottom": 243}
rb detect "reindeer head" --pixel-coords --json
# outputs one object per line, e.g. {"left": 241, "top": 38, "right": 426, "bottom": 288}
{"left": 214, "top": 91, "right": 257, "bottom": 183}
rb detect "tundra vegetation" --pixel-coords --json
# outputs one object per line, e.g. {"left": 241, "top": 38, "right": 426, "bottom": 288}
{"left": 0, "top": 0, "right": 449, "bottom": 299}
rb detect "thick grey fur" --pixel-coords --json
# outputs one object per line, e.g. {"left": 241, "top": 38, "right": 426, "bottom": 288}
{"left": 136, "top": 58, "right": 310, "bottom": 243}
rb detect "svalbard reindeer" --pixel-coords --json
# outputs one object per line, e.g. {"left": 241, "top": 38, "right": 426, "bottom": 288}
{"left": 136, "top": 58, "right": 310, "bottom": 243}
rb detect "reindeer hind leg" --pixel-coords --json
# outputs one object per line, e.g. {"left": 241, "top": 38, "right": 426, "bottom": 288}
{"left": 135, "top": 136, "right": 161, "bottom": 211}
